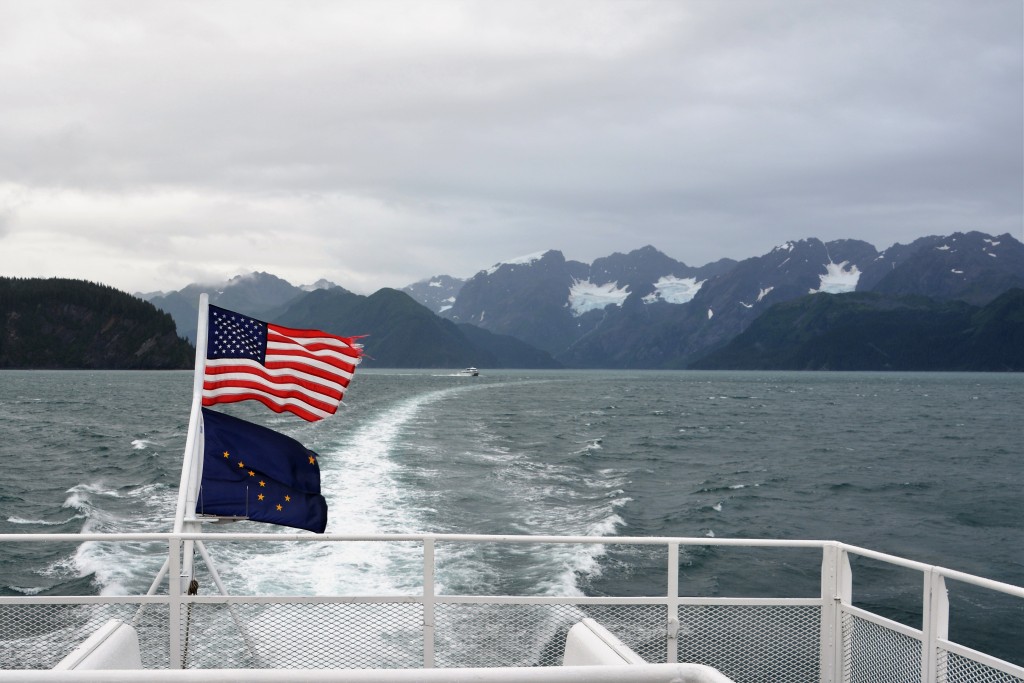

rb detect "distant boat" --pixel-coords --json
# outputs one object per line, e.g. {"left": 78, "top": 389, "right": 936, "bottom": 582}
{"left": 459, "top": 367, "right": 480, "bottom": 376}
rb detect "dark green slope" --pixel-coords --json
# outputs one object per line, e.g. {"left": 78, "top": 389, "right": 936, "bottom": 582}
{"left": 0, "top": 278, "right": 194, "bottom": 369}
{"left": 958, "top": 288, "right": 1024, "bottom": 371}
{"left": 690, "top": 290, "right": 1024, "bottom": 371}
{"left": 455, "top": 323, "right": 562, "bottom": 369}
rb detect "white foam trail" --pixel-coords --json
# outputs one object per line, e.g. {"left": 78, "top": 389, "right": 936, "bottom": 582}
{"left": 7, "top": 516, "right": 80, "bottom": 525}
{"left": 63, "top": 481, "right": 178, "bottom": 595}
{"left": 220, "top": 386, "right": 476, "bottom": 597}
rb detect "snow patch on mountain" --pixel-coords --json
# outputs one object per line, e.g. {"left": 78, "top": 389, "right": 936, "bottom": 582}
{"left": 486, "top": 251, "right": 548, "bottom": 275}
{"left": 810, "top": 261, "right": 860, "bottom": 294}
{"left": 739, "top": 286, "right": 775, "bottom": 310}
{"left": 642, "top": 276, "right": 705, "bottom": 305}
{"left": 439, "top": 296, "right": 457, "bottom": 313}
{"left": 569, "top": 279, "right": 630, "bottom": 316}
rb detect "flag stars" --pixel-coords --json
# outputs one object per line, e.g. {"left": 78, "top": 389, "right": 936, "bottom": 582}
{"left": 207, "top": 308, "right": 267, "bottom": 362}
{"left": 276, "top": 504, "right": 283, "bottom": 511}
{"left": 285, "top": 495, "right": 291, "bottom": 502}
{"left": 259, "top": 480, "right": 266, "bottom": 487}
{"left": 308, "top": 456, "right": 316, "bottom": 465}
{"left": 238, "top": 461, "right": 245, "bottom": 468}
{"left": 257, "top": 493, "right": 264, "bottom": 501}
{"left": 223, "top": 451, "right": 230, "bottom": 459}
{"left": 248, "top": 470, "right": 255, "bottom": 477}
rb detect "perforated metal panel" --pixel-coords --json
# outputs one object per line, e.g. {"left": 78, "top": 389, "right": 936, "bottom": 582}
{"left": 842, "top": 612, "right": 921, "bottom": 683}
{"left": 181, "top": 601, "right": 423, "bottom": 669}
{"left": 676, "top": 604, "right": 821, "bottom": 682}
{"left": 938, "top": 650, "right": 1024, "bottom": 683}
{"left": 583, "top": 604, "right": 668, "bottom": 664}
{"left": 0, "top": 602, "right": 169, "bottom": 670}
{"left": 433, "top": 603, "right": 580, "bottom": 667}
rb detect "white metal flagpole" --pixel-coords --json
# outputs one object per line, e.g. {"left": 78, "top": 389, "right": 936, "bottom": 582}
{"left": 172, "top": 293, "right": 210, "bottom": 592}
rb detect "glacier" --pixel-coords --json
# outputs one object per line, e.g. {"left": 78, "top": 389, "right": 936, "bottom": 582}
{"left": 641, "top": 276, "right": 705, "bottom": 305}
{"left": 810, "top": 261, "right": 860, "bottom": 294}
{"left": 568, "top": 279, "right": 630, "bottom": 316}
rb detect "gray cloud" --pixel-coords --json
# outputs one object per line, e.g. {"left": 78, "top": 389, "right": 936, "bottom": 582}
{"left": 0, "top": 0, "right": 1020, "bottom": 293}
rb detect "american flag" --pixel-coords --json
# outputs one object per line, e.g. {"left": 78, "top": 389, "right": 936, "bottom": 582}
{"left": 202, "top": 305, "right": 362, "bottom": 421}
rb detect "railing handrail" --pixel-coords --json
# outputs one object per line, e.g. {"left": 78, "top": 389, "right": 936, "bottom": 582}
{"left": 2, "top": 532, "right": 1019, "bottom": 598}
{"left": 2, "top": 532, "right": 1022, "bottom": 679}
{"left": 0, "top": 531, "right": 831, "bottom": 544}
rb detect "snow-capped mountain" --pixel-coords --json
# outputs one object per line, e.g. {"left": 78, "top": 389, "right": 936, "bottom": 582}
{"left": 140, "top": 272, "right": 343, "bottom": 343}
{"left": 862, "top": 231, "right": 1024, "bottom": 304}
{"left": 560, "top": 238, "right": 882, "bottom": 367}
{"left": 420, "top": 232, "right": 1022, "bottom": 368}
{"left": 400, "top": 275, "right": 466, "bottom": 315}
{"left": 144, "top": 230, "right": 1023, "bottom": 369}
{"left": 437, "top": 246, "right": 734, "bottom": 356}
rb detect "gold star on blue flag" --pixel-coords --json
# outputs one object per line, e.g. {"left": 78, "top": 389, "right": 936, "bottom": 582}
{"left": 197, "top": 408, "right": 327, "bottom": 533}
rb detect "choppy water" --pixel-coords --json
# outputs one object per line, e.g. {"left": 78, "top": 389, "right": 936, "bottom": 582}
{"left": 1, "top": 369, "right": 1021, "bottom": 664}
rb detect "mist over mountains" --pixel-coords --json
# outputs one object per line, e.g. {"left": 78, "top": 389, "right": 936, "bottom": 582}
{"left": 134, "top": 230, "right": 1024, "bottom": 371}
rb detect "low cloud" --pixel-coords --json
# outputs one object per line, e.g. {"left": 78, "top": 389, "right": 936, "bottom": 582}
{"left": 0, "top": 1, "right": 1020, "bottom": 293}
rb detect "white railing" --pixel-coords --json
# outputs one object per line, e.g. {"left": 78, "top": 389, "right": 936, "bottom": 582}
{"left": 0, "top": 533, "right": 1021, "bottom": 682}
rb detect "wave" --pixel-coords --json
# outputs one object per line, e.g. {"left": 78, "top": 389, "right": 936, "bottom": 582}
{"left": 696, "top": 483, "right": 761, "bottom": 493}
{"left": 6, "top": 515, "right": 82, "bottom": 526}
{"left": 575, "top": 438, "right": 604, "bottom": 455}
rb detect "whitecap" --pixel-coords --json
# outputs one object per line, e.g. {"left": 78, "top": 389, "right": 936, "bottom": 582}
{"left": 66, "top": 482, "right": 123, "bottom": 498}
{"left": 7, "top": 516, "right": 79, "bottom": 526}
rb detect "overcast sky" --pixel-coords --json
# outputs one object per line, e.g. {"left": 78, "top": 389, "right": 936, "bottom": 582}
{"left": 1, "top": 0, "right": 1021, "bottom": 295}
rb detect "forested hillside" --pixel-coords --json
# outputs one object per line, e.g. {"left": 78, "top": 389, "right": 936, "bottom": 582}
{"left": 690, "top": 289, "right": 1024, "bottom": 371}
{"left": 0, "top": 278, "right": 193, "bottom": 369}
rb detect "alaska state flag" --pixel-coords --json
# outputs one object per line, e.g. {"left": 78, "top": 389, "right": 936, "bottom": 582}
{"left": 197, "top": 408, "right": 328, "bottom": 533}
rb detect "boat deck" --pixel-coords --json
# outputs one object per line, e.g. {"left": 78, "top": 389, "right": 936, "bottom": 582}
{"left": 0, "top": 533, "right": 1021, "bottom": 682}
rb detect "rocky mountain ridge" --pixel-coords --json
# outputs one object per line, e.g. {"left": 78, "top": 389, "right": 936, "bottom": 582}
{"left": 133, "top": 230, "right": 1024, "bottom": 369}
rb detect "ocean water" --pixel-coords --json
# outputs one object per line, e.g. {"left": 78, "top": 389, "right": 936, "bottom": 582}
{"left": 0, "top": 369, "right": 1021, "bottom": 664}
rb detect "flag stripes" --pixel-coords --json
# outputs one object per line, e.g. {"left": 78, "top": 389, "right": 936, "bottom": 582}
{"left": 202, "top": 305, "right": 362, "bottom": 421}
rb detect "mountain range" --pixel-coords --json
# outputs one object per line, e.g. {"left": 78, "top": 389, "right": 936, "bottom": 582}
{"left": 136, "top": 230, "right": 1024, "bottom": 370}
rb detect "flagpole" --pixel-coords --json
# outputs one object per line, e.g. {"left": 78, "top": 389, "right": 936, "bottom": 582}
{"left": 173, "top": 294, "right": 210, "bottom": 592}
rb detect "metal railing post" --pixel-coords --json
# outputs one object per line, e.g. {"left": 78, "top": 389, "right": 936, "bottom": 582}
{"left": 423, "top": 537, "right": 436, "bottom": 668}
{"left": 168, "top": 537, "right": 183, "bottom": 669}
{"left": 922, "top": 568, "right": 949, "bottom": 683}
{"left": 666, "top": 541, "right": 679, "bottom": 663}
{"left": 820, "top": 543, "right": 851, "bottom": 682}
